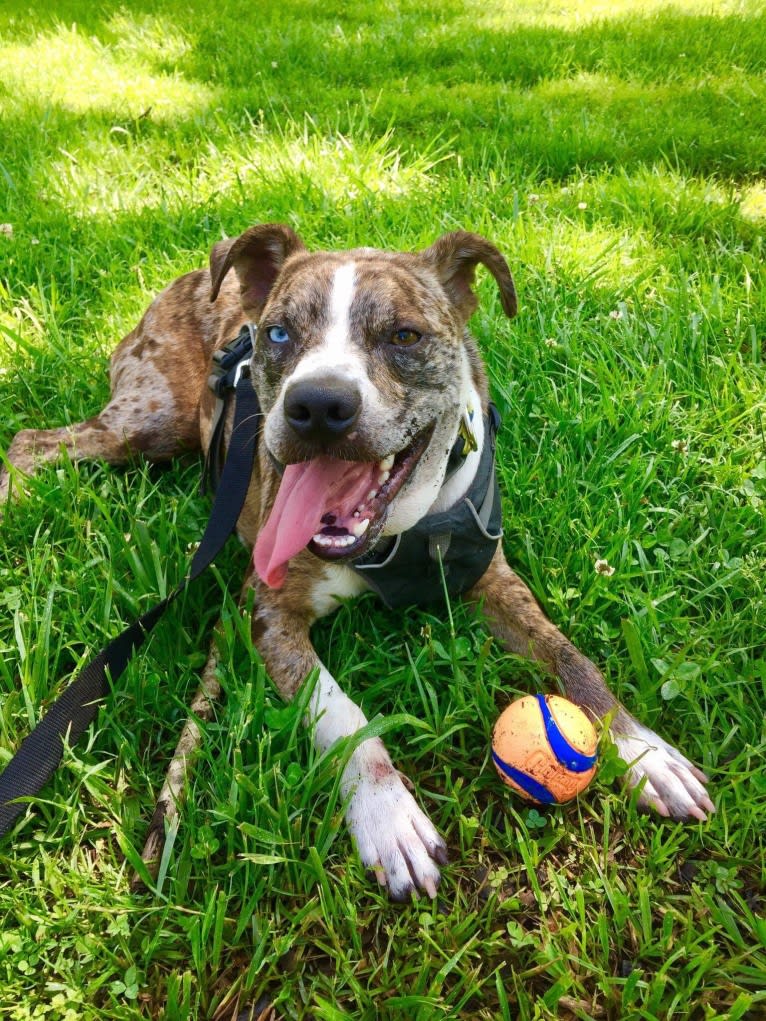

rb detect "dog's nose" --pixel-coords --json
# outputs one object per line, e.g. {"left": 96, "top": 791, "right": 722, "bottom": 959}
{"left": 284, "top": 378, "right": 362, "bottom": 442}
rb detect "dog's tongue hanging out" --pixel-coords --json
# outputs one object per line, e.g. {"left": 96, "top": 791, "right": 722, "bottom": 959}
{"left": 254, "top": 458, "right": 377, "bottom": 587}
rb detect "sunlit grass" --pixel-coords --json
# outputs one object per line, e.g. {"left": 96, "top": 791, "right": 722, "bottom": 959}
{"left": 0, "top": 0, "right": 765, "bottom": 1019}
{"left": 473, "top": 0, "right": 752, "bottom": 27}
{"left": 38, "top": 125, "right": 442, "bottom": 219}
{"left": 0, "top": 22, "right": 216, "bottom": 119}
{"left": 740, "top": 182, "right": 766, "bottom": 222}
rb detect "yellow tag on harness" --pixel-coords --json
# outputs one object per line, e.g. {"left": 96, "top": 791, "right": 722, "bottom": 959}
{"left": 457, "top": 407, "right": 479, "bottom": 455}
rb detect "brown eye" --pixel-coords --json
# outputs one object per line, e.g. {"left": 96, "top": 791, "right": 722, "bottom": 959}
{"left": 391, "top": 328, "right": 422, "bottom": 347}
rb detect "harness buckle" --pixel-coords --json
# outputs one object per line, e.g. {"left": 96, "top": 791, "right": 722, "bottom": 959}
{"left": 233, "top": 357, "right": 250, "bottom": 387}
{"left": 208, "top": 324, "right": 254, "bottom": 397}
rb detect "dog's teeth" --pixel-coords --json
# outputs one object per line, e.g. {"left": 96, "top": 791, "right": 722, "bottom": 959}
{"left": 379, "top": 453, "right": 395, "bottom": 472}
{"left": 377, "top": 470, "right": 390, "bottom": 486}
{"left": 351, "top": 518, "right": 370, "bottom": 538}
{"left": 313, "top": 531, "right": 358, "bottom": 549}
{"left": 367, "top": 489, "right": 378, "bottom": 501}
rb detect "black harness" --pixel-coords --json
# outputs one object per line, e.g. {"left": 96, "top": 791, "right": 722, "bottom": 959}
{"left": 352, "top": 405, "right": 502, "bottom": 608}
{"left": 205, "top": 325, "right": 503, "bottom": 608}
{"left": 0, "top": 325, "right": 503, "bottom": 834}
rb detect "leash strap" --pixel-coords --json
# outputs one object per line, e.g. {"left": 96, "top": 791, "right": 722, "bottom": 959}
{"left": 0, "top": 367, "right": 260, "bottom": 837}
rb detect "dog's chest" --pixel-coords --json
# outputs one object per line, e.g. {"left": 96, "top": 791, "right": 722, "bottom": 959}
{"left": 309, "top": 564, "right": 369, "bottom": 618}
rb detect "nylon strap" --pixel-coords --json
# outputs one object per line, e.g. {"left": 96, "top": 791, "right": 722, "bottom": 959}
{"left": 0, "top": 368, "right": 260, "bottom": 837}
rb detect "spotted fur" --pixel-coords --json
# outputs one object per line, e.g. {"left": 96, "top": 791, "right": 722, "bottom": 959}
{"left": 0, "top": 224, "right": 714, "bottom": 900}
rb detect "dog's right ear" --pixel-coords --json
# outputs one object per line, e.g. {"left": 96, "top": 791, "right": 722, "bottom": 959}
{"left": 209, "top": 224, "right": 306, "bottom": 316}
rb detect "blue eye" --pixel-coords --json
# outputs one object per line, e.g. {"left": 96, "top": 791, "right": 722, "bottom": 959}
{"left": 267, "top": 325, "right": 290, "bottom": 344}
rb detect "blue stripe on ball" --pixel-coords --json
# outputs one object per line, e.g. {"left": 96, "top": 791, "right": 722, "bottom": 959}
{"left": 536, "top": 694, "right": 597, "bottom": 773}
{"left": 491, "top": 750, "right": 556, "bottom": 804}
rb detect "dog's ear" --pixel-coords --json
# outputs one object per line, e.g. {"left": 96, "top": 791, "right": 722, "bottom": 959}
{"left": 209, "top": 224, "right": 306, "bottom": 315}
{"left": 421, "top": 231, "right": 517, "bottom": 321}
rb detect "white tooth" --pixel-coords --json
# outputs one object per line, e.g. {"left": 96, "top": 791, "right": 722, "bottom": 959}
{"left": 313, "top": 534, "right": 332, "bottom": 546}
{"left": 353, "top": 510, "right": 360, "bottom": 518}
{"left": 351, "top": 518, "right": 370, "bottom": 538}
{"left": 379, "top": 453, "right": 395, "bottom": 472}
{"left": 367, "top": 489, "right": 378, "bottom": 501}
{"left": 377, "top": 470, "right": 390, "bottom": 486}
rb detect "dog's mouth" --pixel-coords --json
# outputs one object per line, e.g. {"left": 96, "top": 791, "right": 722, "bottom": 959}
{"left": 254, "top": 425, "right": 434, "bottom": 588}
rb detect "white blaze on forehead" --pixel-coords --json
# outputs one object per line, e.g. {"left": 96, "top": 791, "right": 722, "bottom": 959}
{"left": 284, "top": 260, "right": 364, "bottom": 386}
{"left": 326, "top": 260, "right": 357, "bottom": 353}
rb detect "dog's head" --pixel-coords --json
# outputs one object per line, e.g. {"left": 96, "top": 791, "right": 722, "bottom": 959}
{"left": 210, "top": 224, "right": 517, "bottom": 587}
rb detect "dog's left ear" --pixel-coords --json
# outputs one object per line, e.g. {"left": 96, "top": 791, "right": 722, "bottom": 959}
{"left": 421, "top": 231, "right": 517, "bottom": 321}
{"left": 209, "top": 223, "right": 306, "bottom": 316}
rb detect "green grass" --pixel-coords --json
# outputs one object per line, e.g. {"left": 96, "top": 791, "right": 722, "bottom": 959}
{"left": 0, "top": 1, "right": 765, "bottom": 1018}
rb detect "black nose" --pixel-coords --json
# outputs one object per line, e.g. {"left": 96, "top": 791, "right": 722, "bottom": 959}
{"left": 284, "top": 378, "right": 362, "bottom": 442}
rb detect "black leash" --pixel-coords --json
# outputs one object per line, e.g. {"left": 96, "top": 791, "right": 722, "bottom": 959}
{"left": 0, "top": 363, "right": 260, "bottom": 837}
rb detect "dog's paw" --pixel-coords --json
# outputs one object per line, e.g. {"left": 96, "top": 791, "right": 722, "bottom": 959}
{"left": 345, "top": 772, "right": 447, "bottom": 901}
{"left": 614, "top": 723, "right": 715, "bottom": 821}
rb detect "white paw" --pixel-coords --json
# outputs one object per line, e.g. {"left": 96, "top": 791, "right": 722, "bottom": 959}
{"left": 345, "top": 772, "right": 447, "bottom": 901}
{"left": 614, "top": 723, "right": 715, "bottom": 821}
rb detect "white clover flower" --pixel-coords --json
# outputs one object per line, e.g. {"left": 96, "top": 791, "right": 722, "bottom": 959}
{"left": 595, "top": 558, "right": 615, "bottom": 577}
{"left": 609, "top": 309, "right": 623, "bottom": 320}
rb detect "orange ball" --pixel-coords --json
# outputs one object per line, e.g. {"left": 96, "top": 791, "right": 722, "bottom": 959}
{"left": 491, "top": 694, "right": 598, "bottom": 804}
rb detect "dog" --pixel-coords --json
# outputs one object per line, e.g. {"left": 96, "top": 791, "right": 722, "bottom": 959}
{"left": 0, "top": 225, "right": 714, "bottom": 899}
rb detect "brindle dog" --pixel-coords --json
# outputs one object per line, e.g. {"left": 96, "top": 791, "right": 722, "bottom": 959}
{"left": 0, "top": 226, "right": 714, "bottom": 900}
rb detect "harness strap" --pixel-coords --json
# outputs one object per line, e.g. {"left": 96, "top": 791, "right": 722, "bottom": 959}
{"left": 202, "top": 323, "right": 255, "bottom": 494}
{"left": 0, "top": 368, "right": 260, "bottom": 838}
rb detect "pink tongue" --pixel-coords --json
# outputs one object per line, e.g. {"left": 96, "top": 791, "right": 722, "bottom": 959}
{"left": 254, "top": 457, "right": 377, "bottom": 588}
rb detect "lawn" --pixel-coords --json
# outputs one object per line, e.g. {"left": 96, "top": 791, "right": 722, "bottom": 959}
{"left": 0, "top": 1, "right": 764, "bottom": 1018}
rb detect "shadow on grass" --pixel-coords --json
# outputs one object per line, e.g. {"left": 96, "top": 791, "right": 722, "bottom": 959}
{"left": 1, "top": 0, "right": 765, "bottom": 199}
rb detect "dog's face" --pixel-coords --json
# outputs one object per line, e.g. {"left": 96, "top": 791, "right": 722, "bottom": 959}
{"left": 209, "top": 225, "right": 517, "bottom": 587}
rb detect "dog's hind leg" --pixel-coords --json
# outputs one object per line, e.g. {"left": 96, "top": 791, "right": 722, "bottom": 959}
{"left": 0, "top": 276, "right": 216, "bottom": 506}
{"left": 1, "top": 396, "right": 189, "bottom": 504}
{"left": 466, "top": 548, "right": 715, "bottom": 821}
{"left": 1, "top": 357, "right": 201, "bottom": 506}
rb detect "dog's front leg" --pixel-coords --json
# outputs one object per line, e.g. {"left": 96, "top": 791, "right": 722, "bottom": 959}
{"left": 466, "top": 549, "right": 714, "bottom": 820}
{"left": 251, "top": 589, "right": 447, "bottom": 900}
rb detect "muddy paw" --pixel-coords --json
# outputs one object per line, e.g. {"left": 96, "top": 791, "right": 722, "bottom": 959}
{"left": 346, "top": 773, "right": 447, "bottom": 901}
